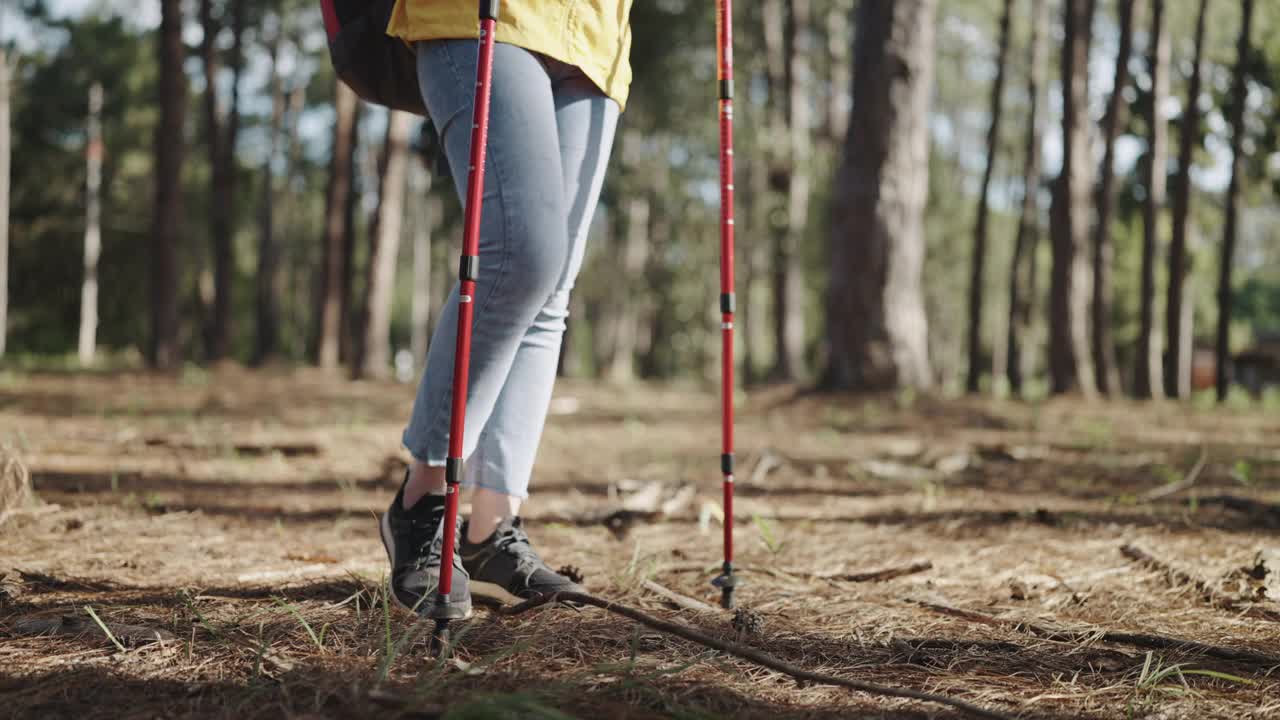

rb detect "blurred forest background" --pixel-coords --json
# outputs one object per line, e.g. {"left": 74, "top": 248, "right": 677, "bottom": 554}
{"left": 1, "top": 0, "right": 1278, "bottom": 403}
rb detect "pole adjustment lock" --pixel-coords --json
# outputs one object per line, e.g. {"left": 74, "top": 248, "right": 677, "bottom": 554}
{"left": 458, "top": 255, "right": 480, "bottom": 283}
{"left": 720, "top": 292, "right": 735, "bottom": 315}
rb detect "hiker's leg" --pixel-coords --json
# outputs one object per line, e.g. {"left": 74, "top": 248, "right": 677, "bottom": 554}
{"left": 463, "top": 62, "right": 620, "bottom": 541}
{"left": 401, "top": 41, "right": 568, "bottom": 508}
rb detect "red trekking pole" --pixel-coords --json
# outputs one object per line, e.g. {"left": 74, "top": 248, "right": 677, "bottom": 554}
{"left": 711, "top": 0, "right": 739, "bottom": 610}
{"left": 429, "top": 0, "right": 499, "bottom": 653}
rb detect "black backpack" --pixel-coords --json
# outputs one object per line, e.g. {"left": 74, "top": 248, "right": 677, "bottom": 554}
{"left": 320, "top": 0, "right": 426, "bottom": 115}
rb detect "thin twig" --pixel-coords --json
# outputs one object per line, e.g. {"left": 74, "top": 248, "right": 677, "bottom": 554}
{"left": 1119, "top": 544, "right": 1280, "bottom": 623}
{"left": 640, "top": 580, "right": 721, "bottom": 614}
{"left": 658, "top": 560, "right": 932, "bottom": 584}
{"left": 824, "top": 560, "right": 934, "bottom": 583}
{"left": 485, "top": 592, "right": 1015, "bottom": 720}
{"left": 1141, "top": 445, "right": 1208, "bottom": 500}
{"left": 915, "top": 599, "right": 1280, "bottom": 668}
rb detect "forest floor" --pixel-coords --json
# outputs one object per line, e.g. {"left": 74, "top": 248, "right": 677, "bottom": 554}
{"left": 2, "top": 368, "right": 1279, "bottom": 719}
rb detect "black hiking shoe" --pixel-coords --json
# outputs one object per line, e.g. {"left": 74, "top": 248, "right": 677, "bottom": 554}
{"left": 379, "top": 477, "right": 471, "bottom": 619}
{"left": 460, "top": 518, "right": 585, "bottom": 604}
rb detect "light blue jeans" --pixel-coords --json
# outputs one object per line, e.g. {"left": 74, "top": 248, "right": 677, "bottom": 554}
{"left": 402, "top": 40, "right": 620, "bottom": 498}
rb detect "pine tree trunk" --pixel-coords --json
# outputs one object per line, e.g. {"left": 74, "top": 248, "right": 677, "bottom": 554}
{"left": 150, "top": 0, "right": 186, "bottom": 370}
{"left": 0, "top": 51, "right": 11, "bottom": 359}
{"left": 1047, "top": 0, "right": 1097, "bottom": 397}
{"left": 825, "top": 0, "right": 852, "bottom": 142}
{"left": 410, "top": 163, "right": 436, "bottom": 369}
{"left": 1091, "top": 0, "right": 1138, "bottom": 395}
{"left": 763, "top": 0, "right": 809, "bottom": 380}
{"left": 79, "top": 84, "right": 103, "bottom": 365}
{"left": 354, "top": 110, "right": 413, "bottom": 380}
{"left": 1135, "top": 0, "right": 1169, "bottom": 398}
{"left": 964, "top": 0, "right": 1013, "bottom": 394}
{"left": 317, "top": 81, "right": 360, "bottom": 369}
{"left": 253, "top": 30, "right": 285, "bottom": 365}
{"left": 1165, "top": 0, "right": 1209, "bottom": 399}
{"left": 1007, "top": 0, "right": 1049, "bottom": 396}
{"left": 606, "top": 193, "right": 650, "bottom": 381}
{"left": 1217, "top": 0, "right": 1253, "bottom": 402}
{"left": 200, "top": 0, "right": 244, "bottom": 361}
{"left": 823, "top": 0, "right": 936, "bottom": 391}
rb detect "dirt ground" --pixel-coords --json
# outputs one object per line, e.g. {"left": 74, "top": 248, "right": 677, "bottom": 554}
{"left": 2, "top": 367, "right": 1279, "bottom": 719}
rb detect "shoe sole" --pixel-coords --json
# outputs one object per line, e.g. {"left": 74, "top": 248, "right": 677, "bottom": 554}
{"left": 378, "top": 512, "right": 473, "bottom": 619}
{"left": 468, "top": 579, "right": 525, "bottom": 606}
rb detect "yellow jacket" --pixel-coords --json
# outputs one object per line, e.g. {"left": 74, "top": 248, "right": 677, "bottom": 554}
{"left": 387, "top": 1, "right": 633, "bottom": 109}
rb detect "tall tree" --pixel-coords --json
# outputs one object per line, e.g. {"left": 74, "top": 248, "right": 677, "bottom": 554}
{"left": 150, "top": 0, "right": 186, "bottom": 369}
{"left": 200, "top": 0, "right": 246, "bottom": 361}
{"left": 1216, "top": 0, "right": 1254, "bottom": 402}
{"left": 1135, "top": 0, "right": 1169, "bottom": 398}
{"left": 1007, "top": 0, "right": 1049, "bottom": 396}
{"left": 254, "top": 25, "right": 286, "bottom": 365}
{"left": 823, "top": 0, "right": 936, "bottom": 390}
{"left": 964, "top": 0, "right": 1013, "bottom": 393}
{"left": 1047, "top": 0, "right": 1097, "bottom": 396}
{"left": 79, "top": 83, "right": 103, "bottom": 366}
{"left": 762, "top": 0, "right": 811, "bottom": 380}
{"left": 0, "top": 50, "right": 9, "bottom": 359}
{"left": 316, "top": 81, "right": 360, "bottom": 369}
{"left": 409, "top": 158, "right": 437, "bottom": 369}
{"left": 607, "top": 192, "right": 651, "bottom": 381}
{"left": 354, "top": 109, "right": 412, "bottom": 379}
{"left": 824, "top": 0, "right": 852, "bottom": 142}
{"left": 1165, "top": 0, "right": 1209, "bottom": 398}
{"left": 1091, "top": 0, "right": 1139, "bottom": 395}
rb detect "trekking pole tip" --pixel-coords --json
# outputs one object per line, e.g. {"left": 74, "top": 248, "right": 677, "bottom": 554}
{"left": 429, "top": 619, "right": 451, "bottom": 658}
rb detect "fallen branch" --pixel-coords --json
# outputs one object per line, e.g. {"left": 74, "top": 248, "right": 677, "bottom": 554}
{"left": 915, "top": 599, "right": 1280, "bottom": 669}
{"left": 658, "top": 560, "right": 932, "bottom": 584}
{"left": 483, "top": 592, "right": 1014, "bottom": 720}
{"left": 823, "top": 560, "right": 934, "bottom": 583}
{"left": 640, "top": 580, "right": 721, "bottom": 614}
{"left": 1197, "top": 495, "right": 1280, "bottom": 526}
{"left": 1141, "top": 446, "right": 1208, "bottom": 501}
{"left": 1119, "top": 544, "right": 1280, "bottom": 623}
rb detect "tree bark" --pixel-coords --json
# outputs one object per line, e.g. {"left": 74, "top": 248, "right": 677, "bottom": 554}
{"left": 150, "top": 0, "right": 186, "bottom": 370}
{"left": 1165, "top": 0, "right": 1209, "bottom": 399}
{"left": 354, "top": 110, "right": 413, "bottom": 379}
{"left": 823, "top": 0, "right": 936, "bottom": 391}
{"left": 0, "top": 51, "right": 11, "bottom": 359}
{"left": 1091, "top": 0, "right": 1138, "bottom": 396}
{"left": 1006, "top": 0, "right": 1049, "bottom": 397}
{"left": 79, "top": 83, "right": 103, "bottom": 365}
{"left": 200, "top": 0, "right": 245, "bottom": 361}
{"left": 1047, "top": 0, "right": 1097, "bottom": 396}
{"left": 1216, "top": 0, "right": 1253, "bottom": 402}
{"left": 964, "top": 0, "right": 1013, "bottom": 394}
{"left": 1135, "top": 0, "right": 1169, "bottom": 399}
{"left": 253, "top": 28, "right": 285, "bottom": 365}
{"left": 317, "top": 81, "right": 360, "bottom": 369}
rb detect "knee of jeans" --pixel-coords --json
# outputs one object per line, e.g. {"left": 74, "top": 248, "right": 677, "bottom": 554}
{"left": 530, "top": 289, "right": 571, "bottom": 334}
{"left": 500, "top": 223, "right": 568, "bottom": 312}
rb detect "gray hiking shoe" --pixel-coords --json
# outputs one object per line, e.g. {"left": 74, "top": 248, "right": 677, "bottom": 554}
{"left": 460, "top": 518, "right": 585, "bottom": 604}
{"left": 378, "top": 478, "right": 471, "bottom": 619}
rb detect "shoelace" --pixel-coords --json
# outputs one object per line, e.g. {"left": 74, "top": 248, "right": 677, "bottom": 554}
{"left": 492, "top": 524, "right": 543, "bottom": 577}
{"left": 406, "top": 506, "right": 446, "bottom": 569}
